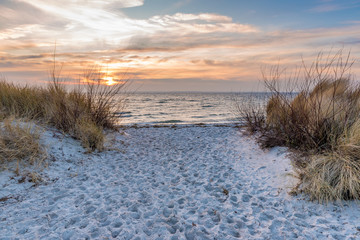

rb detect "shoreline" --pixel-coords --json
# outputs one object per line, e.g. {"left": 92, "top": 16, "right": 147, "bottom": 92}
{"left": 117, "top": 122, "right": 243, "bottom": 129}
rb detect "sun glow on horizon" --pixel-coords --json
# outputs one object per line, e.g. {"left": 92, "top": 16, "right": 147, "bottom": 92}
{"left": 103, "top": 76, "right": 117, "bottom": 86}
{"left": 1, "top": 0, "right": 360, "bottom": 91}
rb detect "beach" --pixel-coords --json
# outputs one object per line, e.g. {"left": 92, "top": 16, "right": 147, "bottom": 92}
{"left": 1, "top": 0, "right": 360, "bottom": 238}
{"left": 1, "top": 125, "right": 360, "bottom": 239}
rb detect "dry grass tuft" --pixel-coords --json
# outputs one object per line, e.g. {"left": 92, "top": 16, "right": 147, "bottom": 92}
{"left": 75, "top": 118, "right": 104, "bottom": 152}
{"left": 266, "top": 94, "right": 289, "bottom": 129}
{"left": 0, "top": 65, "right": 127, "bottom": 152}
{"left": 299, "top": 152, "right": 360, "bottom": 202}
{"left": 0, "top": 118, "right": 46, "bottom": 174}
{"left": 265, "top": 78, "right": 360, "bottom": 151}
{"left": 240, "top": 49, "right": 360, "bottom": 202}
{"left": 0, "top": 56, "right": 127, "bottom": 178}
{"left": 0, "top": 81, "right": 46, "bottom": 120}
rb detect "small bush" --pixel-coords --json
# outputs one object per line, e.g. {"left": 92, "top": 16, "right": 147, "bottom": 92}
{"left": 241, "top": 49, "right": 360, "bottom": 202}
{"left": 0, "top": 118, "right": 46, "bottom": 174}
{"left": 265, "top": 78, "right": 360, "bottom": 152}
{"left": 0, "top": 65, "right": 126, "bottom": 151}
{"left": 234, "top": 94, "right": 268, "bottom": 134}
{"left": 75, "top": 118, "right": 104, "bottom": 151}
{"left": 270, "top": 77, "right": 360, "bottom": 202}
{"left": 238, "top": 104, "right": 266, "bottom": 134}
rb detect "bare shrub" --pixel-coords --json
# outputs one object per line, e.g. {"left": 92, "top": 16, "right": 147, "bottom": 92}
{"left": 233, "top": 93, "right": 268, "bottom": 134}
{"left": 80, "top": 66, "right": 127, "bottom": 129}
{"left": 262, "top": 49, "right": 357, "bottom": 152}
{"left": 0, "top": 63, "right": 127, "bottom": 152}
{"left": 45, "top": 64, "right": 127, "bottom": 151}
{"left": 242, "top": 49, "right": 360, "bottom": 202}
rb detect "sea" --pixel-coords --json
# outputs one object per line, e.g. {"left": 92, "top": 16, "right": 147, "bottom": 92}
{"left": 117, "top": 92, "right": 270, "bottom": 125}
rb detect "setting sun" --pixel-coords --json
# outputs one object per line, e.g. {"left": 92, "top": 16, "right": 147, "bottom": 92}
{"left": 103, "top": 76, "right": 117, "bottom": 86}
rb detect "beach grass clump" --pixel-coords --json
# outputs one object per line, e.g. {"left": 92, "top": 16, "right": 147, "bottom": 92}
{"left": 0, "top": 67, "right": 126, "bottom": 152}
{"left": 0, "top": 81, "right": 47, "bottom": 120}
{"left": 75, "top": 118, "right": 104, "bottom": 151}
{"left": 297, "top": 152, "right": 360, "bottom": 202}
{"left": 0, "top": 118, "right": 46, "bottom": 175}
{"left": 299, "top": 119, "right": 360, "bottom": 202}
{"left": 264, "top": 78, "right": 359, "bottom": 151}
{"left": 240, "top": 49, "right": 360, "bottom": 202}
{"left": 268, "top": 77, "right": 360, "bottom": 202}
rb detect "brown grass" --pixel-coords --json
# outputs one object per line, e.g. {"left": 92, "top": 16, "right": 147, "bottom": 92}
{"left": 297, "top": 151, "right": 360, "bottom": 202}
{"left": 0, "top": 66, "right": 127, "bottom": 152}
{"left": 240, "top": 49, "right": 360, "bottom": 202}
{"left": 75, "top": 118, "right": 104, "bottom": 151}
{"left": 266, "top": 94, "right": 289, "bottom": 128}
{"left": 0, "top": 53, "right": 127, "bottom": 179}
{"left": 233, "top": 94, "right": 268, "bottom": 134}
{"left": 0, "top": 81, "right": 46, "bottom": 120}
{"left": 264, "top": 78, "right": 360, "bottom": 151}
{"left": 0, "top": 118, "right": 47, "bottom": 175}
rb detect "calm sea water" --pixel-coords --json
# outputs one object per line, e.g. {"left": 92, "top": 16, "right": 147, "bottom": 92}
{"left": 117, "top": 92, "right": 270, "bottom": 125}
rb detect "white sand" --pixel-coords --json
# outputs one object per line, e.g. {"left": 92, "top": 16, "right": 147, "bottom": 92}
{"left": 1, "top": 125, "right": 360, "bottom": 239}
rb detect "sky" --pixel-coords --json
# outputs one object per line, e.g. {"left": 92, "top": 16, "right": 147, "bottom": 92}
{"left": 1, "top": 0, "right": 360, "bottom": 92}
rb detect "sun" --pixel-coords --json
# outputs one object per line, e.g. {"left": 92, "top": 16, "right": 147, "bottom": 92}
{"left": 103, "top": 76, "right": 117, "bottom": 86}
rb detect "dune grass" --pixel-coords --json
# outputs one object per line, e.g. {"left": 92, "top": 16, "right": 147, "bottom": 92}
{"left": 0, "top": 118, "right": 47, "bottom": 178}
{"left": 240, "top": 49, "right": 360, "bottom": 202}
{"left": 0, "top": 68, "right": 126, "bottom": 150}
{"left": 0, "top": 64, "right": 127, "bottom": 177}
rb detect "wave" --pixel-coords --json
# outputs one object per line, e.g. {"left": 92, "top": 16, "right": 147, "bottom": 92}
{"left": 114, "top": 111, "right": 131, "bottom": 115}
{"left": 155, "top": 120, "right": 183, "bottom": 124}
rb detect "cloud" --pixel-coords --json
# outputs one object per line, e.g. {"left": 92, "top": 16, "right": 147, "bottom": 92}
{"left": 310, "top": 4, "right": 342, "bottom": 12}
{"left": 151, "top": 13, "right": 233, "bottom": 23}
{"left": 1, "top": 0, "right": 360, "bottom": 91}
{"left": 107, "top": 0, "right": 144, "bottom": 8}
{"left": 0, "top": 24, "right": 42, "bottom": 40}
{"left": 17, "top": 0, "right": 130, "bottom": 30}
{"left": 148, "top": 13, "right": 257, "bottom": 34}
{"left": 0, "top": 1, "right": 63, "bottom": 30}
{"left": 309, "top": 1, "right": 360, "bottom": 12}
{"left": 18, "top": 0, "right": 144, "bottom": 10}
{"left": 1, "top": 0, "right": 258, "bottom": 55}
{"left": 167, "top": 0, "right": 192, "bottom": 11}
{"left": 344, "top": 20, "right": 360, "bottom": 24}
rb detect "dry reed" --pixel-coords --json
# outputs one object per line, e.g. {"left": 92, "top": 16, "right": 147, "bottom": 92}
{"left": 0, "top": 118, "right": 46, "bottom": 175}
{"left": 0, "top": 65, "right": 127, "bottom": 152}
{"left": 239, "top": 49, "right": 360, "bottom": 202}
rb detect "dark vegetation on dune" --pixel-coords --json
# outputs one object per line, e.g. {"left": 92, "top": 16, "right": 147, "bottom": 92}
{"left": 238, "top": 49, "right": 360, "bottom": 202}
{"left": 0, "top": 62, "right": 127, "bottom": 177}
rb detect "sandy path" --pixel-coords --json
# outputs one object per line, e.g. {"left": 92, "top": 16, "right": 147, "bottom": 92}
{"left": 1, "top": 126, "right": 360, "bottom": 239}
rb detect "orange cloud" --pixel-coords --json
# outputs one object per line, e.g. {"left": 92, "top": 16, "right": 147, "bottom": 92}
{"left": 1, "top": 0, "right": 360, "bottom": 91}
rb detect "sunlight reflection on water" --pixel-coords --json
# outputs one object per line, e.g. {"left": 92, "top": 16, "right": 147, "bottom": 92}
{"left": 116, "top": 92, "right": 271, "bottom": 125}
